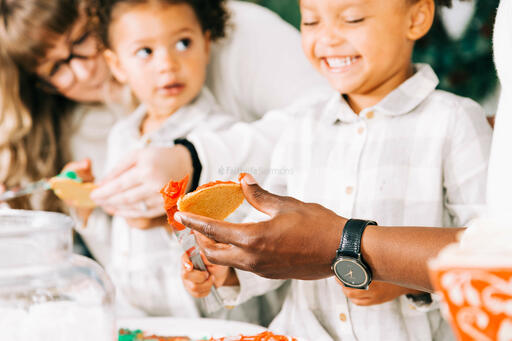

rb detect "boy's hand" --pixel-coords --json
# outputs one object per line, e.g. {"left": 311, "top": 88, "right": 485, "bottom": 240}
{"left": 125, "top": 216, "right": 167, "bottom": 230}
{"left": 61, "top": 159, "right": 95, "bottom": 222}
{"left": 342, "top": 281, "right": 424, "bottom": 306}
{"left": 181, "top": 253, "right": 239, "bottom": 298}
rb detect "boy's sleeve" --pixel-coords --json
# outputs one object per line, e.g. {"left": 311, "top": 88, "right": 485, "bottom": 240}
{"left": 188, "top": 108, "right": 292, "bottom": 185}
{"left": 217, "top": 126, "right": 293, "bottom": 306}
{"left": 443, "top": 98, "right": 493, "bottom": 226}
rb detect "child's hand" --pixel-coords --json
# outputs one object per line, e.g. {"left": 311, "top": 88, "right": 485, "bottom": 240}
{"left": 342, "top": 281, "right": 424, "bottom": 306}
{"left": 62, "top": 158, "right": 94, "bottom": 183}
{"left": 181, "top": 253, "right": 239, "bottom": 298}
{"left": 61, "top": 159, "right": 94, "bottom": 222}
{"left": 125, "top": 216, "right": 167, "bottom": 230}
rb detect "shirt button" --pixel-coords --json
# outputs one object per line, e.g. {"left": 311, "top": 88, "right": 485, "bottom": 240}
{"left": 357, "top": 127, "right": 365, "bottom": 135}
{"left": 366, "top": 111, "right": 375, "bottom": 119}
{"left": 339, "top": 313, "right": 347, "bottom": 322}
{"left": 345, "top": 186, "right": 353, "bottom": 195}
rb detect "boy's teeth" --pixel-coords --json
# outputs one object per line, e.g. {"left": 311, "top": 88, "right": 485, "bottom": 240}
{"left": 326, "top": 57, "right": 357, "bottom": 68}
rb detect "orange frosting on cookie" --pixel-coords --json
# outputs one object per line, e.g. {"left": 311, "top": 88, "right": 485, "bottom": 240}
{"left": 160, "top": 175, "right": 189, "bottom": 230}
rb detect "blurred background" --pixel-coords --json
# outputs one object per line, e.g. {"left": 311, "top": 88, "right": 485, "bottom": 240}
{"left": 242, "top": 0, "right": 500, "bottom": 115}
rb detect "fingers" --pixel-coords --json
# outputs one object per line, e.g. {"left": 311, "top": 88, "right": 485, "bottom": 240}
{"left": 181, "top": 253, "right": 213, "bottom": 298}
{"left": 91, "top": 168, "right": 142, "bottom": 203}
{"left": 96, "top": 187, "right": 164, "bottom": 218}
{"left": 239, "top": 173, "right": 284, "bottom": 217}
{"left": 125, "top": 217, "right": 167, "bottom": 229}
{"left": 342, "top": 287, "right": 373, "bottom": 306}
{"left": 98, "top": 154, "right": 138, "bottom": 185}
{"left": 63, "top": 159, "right": 94, "bottom": 182}
{"left": 175, "top": 212, "right": 254, "bottom": 247}
{"left": 192, "top": 231, "right": 259, "bottom": 273}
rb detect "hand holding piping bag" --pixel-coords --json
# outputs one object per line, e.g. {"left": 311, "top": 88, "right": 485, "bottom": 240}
{"left": 160, "top": 174, "right": 245, "bottom": 313}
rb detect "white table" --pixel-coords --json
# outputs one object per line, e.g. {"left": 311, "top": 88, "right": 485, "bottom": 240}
{"left": 118, "top": 317, "right": 267, "bottom": 339}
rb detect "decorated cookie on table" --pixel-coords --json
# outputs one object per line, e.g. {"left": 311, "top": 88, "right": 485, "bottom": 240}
{"left": 119, "top": 328, "right": 190, "bottom": 341}
{"left": 118, "top": 329, "right": 298, "bottom": 341}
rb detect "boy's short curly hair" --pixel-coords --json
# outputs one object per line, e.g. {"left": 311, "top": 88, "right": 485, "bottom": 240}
{"left": 98, "top": 0, "right": 230, "bottom": 47}
{"left": 409, "top": 0, "right": 459, "bottom": 8}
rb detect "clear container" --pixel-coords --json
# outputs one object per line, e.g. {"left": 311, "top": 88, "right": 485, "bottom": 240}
{"left": 0, "top": 210, "right": 115, "bottom": 340}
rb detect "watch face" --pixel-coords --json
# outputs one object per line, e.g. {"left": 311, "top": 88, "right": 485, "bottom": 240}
{"left": 334, "top": 258, "right": 369, "bottom": 288}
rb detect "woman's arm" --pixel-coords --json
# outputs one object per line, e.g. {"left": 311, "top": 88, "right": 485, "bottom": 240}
{"left": 177, "top": 174, "right": 463, "bottom": 292}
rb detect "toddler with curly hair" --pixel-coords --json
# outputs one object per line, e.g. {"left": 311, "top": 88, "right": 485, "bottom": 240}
{"left": 92, "top": 0, "right": 255, "bottom": 319}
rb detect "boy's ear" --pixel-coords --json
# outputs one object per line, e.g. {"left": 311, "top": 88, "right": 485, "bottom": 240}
{"left": 204, "top": 31, "right": 212, "bottom": 60}
{"left": 407, "top": 0, "right": 435, "bottom": 41}
{"left": 103, "top": 49, "right": 128, "bottom": 83}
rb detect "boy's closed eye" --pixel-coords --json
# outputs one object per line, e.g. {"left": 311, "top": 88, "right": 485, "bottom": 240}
{"left": 345, "top": 17, "right": 365, "bottom": 24}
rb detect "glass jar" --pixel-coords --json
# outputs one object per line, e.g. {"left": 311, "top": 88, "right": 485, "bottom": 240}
{"left": 0, "top": 210, "right": 115, "bottom": 340}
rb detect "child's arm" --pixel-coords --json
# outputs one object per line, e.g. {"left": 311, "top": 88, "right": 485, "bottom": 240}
{"left": 181, "top": 252, "right": 239, "bottom": 298}
{"left": 342, "top": 281, "right": 426, "bottom": 306}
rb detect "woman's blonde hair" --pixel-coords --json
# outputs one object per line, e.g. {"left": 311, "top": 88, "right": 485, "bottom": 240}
{"left": 0, "top": 0, "right": 92, "bottom": 210}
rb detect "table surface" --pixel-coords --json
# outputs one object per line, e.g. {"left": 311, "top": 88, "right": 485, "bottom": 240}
{"left": 118, "top": 317, "right": 267, "bottom": 339}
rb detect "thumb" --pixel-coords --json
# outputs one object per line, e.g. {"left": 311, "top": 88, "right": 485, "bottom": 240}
{"left": 240, "top": 173, "right": 284, "bottom": 216}
{"left": 82, "top": 158, "right": 92, "bottom": 170}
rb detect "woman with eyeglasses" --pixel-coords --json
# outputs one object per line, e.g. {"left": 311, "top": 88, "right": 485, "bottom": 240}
{"left": 0, "top": 0, "right": 325, "bottom": 258}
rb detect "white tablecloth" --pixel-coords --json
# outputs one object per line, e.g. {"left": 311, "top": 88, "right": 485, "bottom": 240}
{"left": 118, "top": 317, "right": 266, "bottom": 339}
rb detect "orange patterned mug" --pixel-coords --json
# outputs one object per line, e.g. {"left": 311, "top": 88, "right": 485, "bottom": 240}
{"left": 429, "top": 245, "right": 512, "bottom": 341}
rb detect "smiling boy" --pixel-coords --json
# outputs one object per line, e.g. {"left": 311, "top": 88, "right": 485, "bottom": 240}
{"left": 182, "top": 0, "right": 492, "bottom": 339}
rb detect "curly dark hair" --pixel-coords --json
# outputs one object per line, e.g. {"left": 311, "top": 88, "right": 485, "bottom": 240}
{"left": 434, "top": 0, "right": 453, "bottom": 7}
{"left": 98, "top": 0, "right": 229, "bottom": 47}
{"left": 410, "top": 0, "right": 471, "bottom": 8}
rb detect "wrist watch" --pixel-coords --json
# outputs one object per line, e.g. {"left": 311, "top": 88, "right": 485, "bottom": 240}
{"left": 332, "top": 219, "right": 377, "bottom": 289}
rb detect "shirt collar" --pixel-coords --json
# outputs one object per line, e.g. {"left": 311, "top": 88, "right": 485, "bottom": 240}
{"left": 132, "top": 88, "right": 217, "bottom": 145}
{"left": 326, "top": 64, "right": 439, "bottom": 124}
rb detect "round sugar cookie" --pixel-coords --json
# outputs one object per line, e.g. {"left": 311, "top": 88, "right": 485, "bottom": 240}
{"left": 49, "top": 178, "right": 97, "bottom": 208}
{"left": 177, "top": 182, "right": 244, "bottom": 220}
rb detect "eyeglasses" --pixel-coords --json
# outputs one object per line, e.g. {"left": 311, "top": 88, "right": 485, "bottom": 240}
{"left": 38, "top": 30, "right": 100, "bottom": 94}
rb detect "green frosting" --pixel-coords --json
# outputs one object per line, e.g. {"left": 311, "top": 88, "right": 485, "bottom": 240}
{"left": 55, "top": 170, "right": 83, "bottom": 183}
{"left": 118, "top": 328, "right": 143, "bottom": 341}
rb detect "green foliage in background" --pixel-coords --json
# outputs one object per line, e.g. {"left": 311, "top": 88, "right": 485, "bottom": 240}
{"left": 239, "top": 0, "right": 498, "bottom": 104}
{"left": 241, "top": 0, "right": 301, "bottom": 29}
{"left": 413, "top": 0, "right": 498, "bottom": 104}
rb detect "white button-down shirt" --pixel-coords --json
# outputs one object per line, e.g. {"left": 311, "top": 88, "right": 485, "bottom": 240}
{"left": 230, "top": 64, "right": 492, "bottom": 341}
{"left": 105, "top": 89, "right": 236, "bottom": 317}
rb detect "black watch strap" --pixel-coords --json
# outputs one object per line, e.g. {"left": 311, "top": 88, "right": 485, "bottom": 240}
{"left": 174, "top": 138, "right": 202, "bottom": 192}
{"left": 338, "top": 219, "right": 377, "bottom": 259}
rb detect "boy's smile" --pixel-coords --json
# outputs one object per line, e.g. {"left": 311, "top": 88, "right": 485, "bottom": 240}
{"left": 323, "top": 56, "right": 361, "bottom": 73}
{"left": 300, "top": 0, "right": 434, "bottom": 113}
